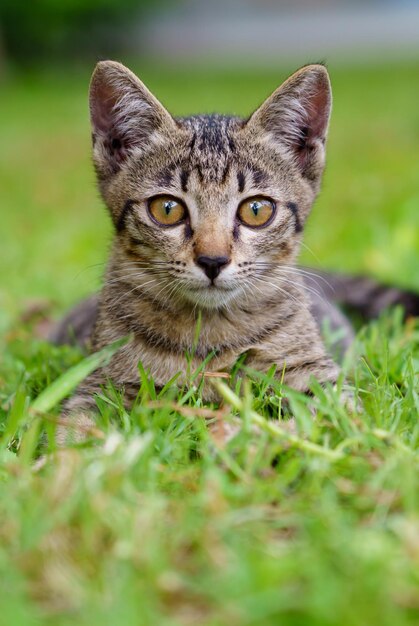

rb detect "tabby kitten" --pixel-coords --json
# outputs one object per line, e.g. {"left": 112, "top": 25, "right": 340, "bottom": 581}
{"left": 60, "top": 60, "right": 342, "bottom": 437}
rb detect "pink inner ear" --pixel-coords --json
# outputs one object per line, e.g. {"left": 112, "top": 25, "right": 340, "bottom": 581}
{"left": 292, "top": 76, "right": 331, "bottom": 173}
{"left": 90, "top": 81, "right": 120, "bottom": 135}
{"left": 307, "top": 86, "right": 330, "bottom": 140}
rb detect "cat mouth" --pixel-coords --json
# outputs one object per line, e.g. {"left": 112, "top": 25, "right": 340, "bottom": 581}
{"left": 181, "top": 282, "right": 240, "bottom": 309}
{"left": 195, "top": 284, "right": 237, "bottom": 292}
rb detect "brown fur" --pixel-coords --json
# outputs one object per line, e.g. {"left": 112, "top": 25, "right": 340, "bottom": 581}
{"left": 59, "top": 61, "right": 342, "bottom": 441}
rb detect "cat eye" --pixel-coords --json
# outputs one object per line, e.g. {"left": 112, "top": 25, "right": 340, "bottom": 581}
{"left": 148, "top": 195, "right": 187, "bottom": 227}
{"left": 237, "top": 197, "right": 276, "bottom": 228}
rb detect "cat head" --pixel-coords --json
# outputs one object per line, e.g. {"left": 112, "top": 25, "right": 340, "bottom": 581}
{"left": 89, "top": 61, "right": 331, "bottom": 310}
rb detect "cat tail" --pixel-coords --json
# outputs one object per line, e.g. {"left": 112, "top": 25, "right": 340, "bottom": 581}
{"left": 303, "top": 268, "right": 419, "bottom": 321}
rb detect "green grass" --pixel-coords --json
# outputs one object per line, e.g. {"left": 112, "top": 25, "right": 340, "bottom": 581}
{"left": 0, "top": 62, "right": 419, "bottom": 625}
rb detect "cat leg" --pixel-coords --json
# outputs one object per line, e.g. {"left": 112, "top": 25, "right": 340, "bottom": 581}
{"left": 56, "top": 369, "right": 111, "bottom": 445}
{"left": 57, "top": 384, "right": 102, "bottom": 446}
{"left": 56, "top": 368, "right": 143, "bottom": 445}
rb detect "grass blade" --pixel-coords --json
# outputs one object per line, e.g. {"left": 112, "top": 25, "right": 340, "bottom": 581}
{"left": 19, "top": 336, "right": 129, "bottom": 463}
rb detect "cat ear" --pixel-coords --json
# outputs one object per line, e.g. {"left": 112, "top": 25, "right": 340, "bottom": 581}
{"left": 245, "top": 64, "right": 332, "bottom": 183}
{"left": 89, "top": 60, "right": 176, "bottom": 179}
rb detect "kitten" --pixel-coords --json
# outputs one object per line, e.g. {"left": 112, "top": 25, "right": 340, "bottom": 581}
{"left": 54, "top": 61, "right": 417, "bottom": 439}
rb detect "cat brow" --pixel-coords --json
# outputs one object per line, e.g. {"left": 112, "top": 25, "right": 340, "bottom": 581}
{"left": 237, "top": 171, "right": 245, "bottom": 193}
{"left": 156, "top": 164, "right": 191, "bottom": 193}
{"left": 180, "top": 169, "right": 189, "bottom": 192}
{"left": 157, "top": 164, "right": 176, "bottom": 188}
{"left": 250, "top": 166, "right": 269, "bottom": 187}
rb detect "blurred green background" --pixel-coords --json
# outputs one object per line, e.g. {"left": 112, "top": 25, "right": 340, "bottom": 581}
{"left": 1, "top": 5, "right": 419, "bottom": 626}
{"left": 1, "top": 0, "right": 419, "bottom": 330}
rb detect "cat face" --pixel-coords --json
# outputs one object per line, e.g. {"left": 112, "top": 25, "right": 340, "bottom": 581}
{"left": 90, "top": 62, "right": 331, "bottom": 310}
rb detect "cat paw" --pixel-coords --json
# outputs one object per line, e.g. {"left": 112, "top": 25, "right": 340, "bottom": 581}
{"left": 55, "top": 412, "right": 103, "bottom": 446}
{"left": 338, "top": 388, "right": 362, "bottom": 414}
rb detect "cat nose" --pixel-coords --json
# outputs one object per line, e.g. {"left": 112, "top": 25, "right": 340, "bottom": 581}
{"left": 196, "top": 255, "right": 230, "bottom": 281}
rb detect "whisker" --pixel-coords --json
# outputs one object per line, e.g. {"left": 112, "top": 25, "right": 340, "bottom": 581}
{"left": 106, "top": 271, "right": 169, "bottom": 287}
{"left": 73, "top": 261, "right": 107, "bottom": 280}
{"left": 150, "top": 277, "right": 179, "bottom": 305}
{"left": 260, "top": 272, "right": 325, "bottom": 302}
{"left": 299, "top": 241, "right": 321, "bottom": 263}
{"left": 106, "top": 272, "right": 155, "bottom": 283}
{"left": 254, "top": 263, "right": 334, "bottom": 292}
{"left": 109, "top": 277, "right": 163, "bottom": 307}
{"left": 250, "top": 275, "right": 308, "bottom": 309}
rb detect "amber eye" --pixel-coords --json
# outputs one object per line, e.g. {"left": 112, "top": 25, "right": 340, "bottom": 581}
{"left": 237, "top": 197, "right": 275, "bottom": 228}
{"left": 148, "top": 196, "right": 187, "bottom": 226}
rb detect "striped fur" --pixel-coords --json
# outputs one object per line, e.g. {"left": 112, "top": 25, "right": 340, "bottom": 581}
{"left": 52, "top": 60, "right": 417, "bottom": 441}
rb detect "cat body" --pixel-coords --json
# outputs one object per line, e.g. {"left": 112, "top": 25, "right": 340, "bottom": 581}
{"left": 56, "top": 61, "right": 417, "bottom": 436}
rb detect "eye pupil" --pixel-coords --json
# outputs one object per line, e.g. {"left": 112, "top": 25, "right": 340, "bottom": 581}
{"left": 164, "top": 201, "right": 174, "bottom": 215}
{"left": 251, "top": 202, "right": 260, "bottom": 216}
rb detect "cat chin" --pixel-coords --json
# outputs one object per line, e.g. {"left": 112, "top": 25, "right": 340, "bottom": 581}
{"left": 182, "top": 286, "right": 239, "bottom": 310}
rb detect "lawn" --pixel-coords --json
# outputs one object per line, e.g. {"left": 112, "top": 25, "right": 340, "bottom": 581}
{"left": 0, "top": 61, "right": 418, "bottom": 625}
